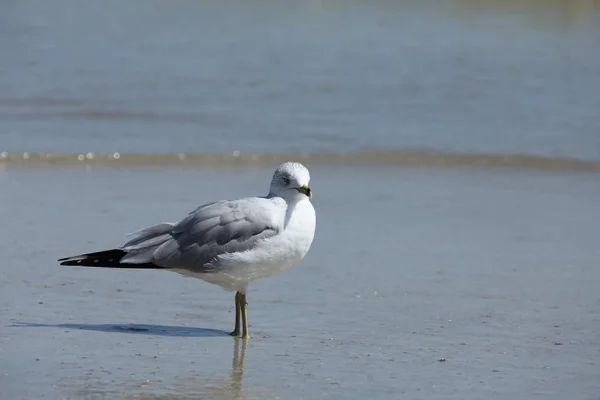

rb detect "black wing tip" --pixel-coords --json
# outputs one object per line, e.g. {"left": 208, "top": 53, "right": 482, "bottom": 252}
{"left": 58, "top": 259, "right": 82, "bottom": 266}
{"left": 57, "top": 254, "right": 84, "bottom": 265}
{"left": 57, "top": 249, "right": 126, "bottom": 267}
{"left": 57, "top": 250, "right": 165, "bottom": 269}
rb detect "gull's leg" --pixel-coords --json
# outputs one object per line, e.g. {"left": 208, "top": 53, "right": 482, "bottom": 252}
{"left": 240, "top": 293, "right": 250, "bottom": 339}
{"left": 230, "top": 292, "right": 242, "bottom": 337}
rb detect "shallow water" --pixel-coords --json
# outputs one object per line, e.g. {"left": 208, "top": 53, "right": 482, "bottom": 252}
{"left": 1, "top": 0, "right": 600, "bottom": 159}
{"left": 1, "top": 165, "right": 599, "bottom": 399}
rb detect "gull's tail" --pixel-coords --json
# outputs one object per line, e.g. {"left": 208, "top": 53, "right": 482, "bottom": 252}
{"left": 58, "top": 249, "right": 164, "bottom": 269}
{"left": 59, "top": 222, "right": 175, "bottom": 269}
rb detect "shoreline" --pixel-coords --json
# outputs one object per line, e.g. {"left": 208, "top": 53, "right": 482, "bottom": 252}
{"left": 2, "top": 151, "right": 600, "bottom": 171}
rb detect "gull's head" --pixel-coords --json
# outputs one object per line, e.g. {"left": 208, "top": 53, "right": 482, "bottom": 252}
{"left": 269, "top": 162, "right": 312, "bottom": 200}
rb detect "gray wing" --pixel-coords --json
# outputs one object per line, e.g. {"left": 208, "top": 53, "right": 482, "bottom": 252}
{"left": 120, "top": 198, "right": 284, "bottom": 271}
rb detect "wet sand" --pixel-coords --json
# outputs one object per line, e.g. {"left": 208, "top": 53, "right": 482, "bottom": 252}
{"left": 1, "top": 165, "right": 599, "bottom": 399}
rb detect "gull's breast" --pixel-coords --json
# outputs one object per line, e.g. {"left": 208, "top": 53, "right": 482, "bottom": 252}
{"left": 213, "top": 199, "right": 316, "bottom": 284}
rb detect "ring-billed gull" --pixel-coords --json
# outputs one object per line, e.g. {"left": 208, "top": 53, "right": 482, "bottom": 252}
{"left": 58, "top": 162, "right": 316, "bottom": 339}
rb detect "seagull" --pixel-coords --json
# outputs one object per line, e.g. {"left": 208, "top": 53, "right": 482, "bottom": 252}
{"left": 58, "top": 162, "right": 316, "bottom": 339}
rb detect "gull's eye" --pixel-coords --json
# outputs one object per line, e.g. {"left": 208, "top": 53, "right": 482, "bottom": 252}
{"left": 282, "top": 176, "right": 290, "bottom": 185}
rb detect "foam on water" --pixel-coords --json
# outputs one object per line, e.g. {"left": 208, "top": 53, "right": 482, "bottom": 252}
{"left": 1, "top": 151, "right": 600, "bottom": 171}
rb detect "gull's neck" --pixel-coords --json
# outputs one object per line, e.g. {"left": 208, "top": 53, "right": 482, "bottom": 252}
{"left": 284, "top": 196, "right": 312, "bottom": 228}
{"left": 267, "top": 190, "right": 299, "bottom": 203}
{"left": 266, "top": 190, "right": 310, "bottom": 228}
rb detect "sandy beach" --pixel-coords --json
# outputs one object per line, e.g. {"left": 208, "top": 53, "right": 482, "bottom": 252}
{"left": 1, "top": 164, "right": 599, "bottom": 399}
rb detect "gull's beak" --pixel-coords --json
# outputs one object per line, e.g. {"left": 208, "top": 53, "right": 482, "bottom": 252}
{"left": 296, "top": 184, "right": 312, "bottom": 198}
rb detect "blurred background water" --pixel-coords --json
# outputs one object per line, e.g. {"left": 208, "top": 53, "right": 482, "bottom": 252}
{"left": 1, "top": 0, "right": 599, "bottom": 160}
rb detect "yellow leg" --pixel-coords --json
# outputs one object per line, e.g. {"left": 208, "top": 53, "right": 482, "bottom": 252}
{"left": 230, "top": 292, "right": 242, "bottom": 337}
{"left": 240, "top": 293, "right": 250, "bottom": 339}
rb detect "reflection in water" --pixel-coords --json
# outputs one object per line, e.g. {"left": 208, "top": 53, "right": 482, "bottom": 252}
{"left": 66, "top": 339, "right": 252, "bottom": 400}
{"left": 127, "top": 339, "right": 249, "bottom": 400}
{"left": 229, "top": 338, "right": 248, "bottom": 399}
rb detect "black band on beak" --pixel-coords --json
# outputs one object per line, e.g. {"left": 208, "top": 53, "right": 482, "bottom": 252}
{"left": 296, "top": 185, "right": 312, "bottom": 198}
